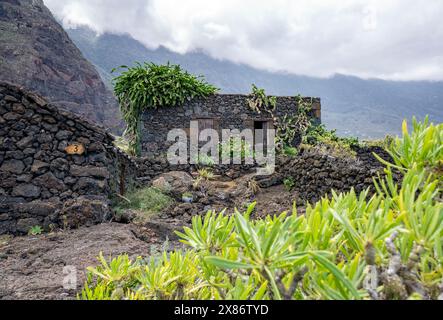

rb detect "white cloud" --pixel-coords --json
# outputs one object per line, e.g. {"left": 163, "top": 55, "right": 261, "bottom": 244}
{"left": 43, "top": 0, "right": 443, "bottom": 81}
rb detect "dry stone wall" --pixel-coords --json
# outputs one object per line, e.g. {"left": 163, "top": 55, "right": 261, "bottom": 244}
{"left": 136, "top": 145, "right": 393, "bottom": 205}
{"left": 136, "top": 156, "right": 257, "bottom": 185}
{"left": 257, "top": 146, "right": 395, "bottom": 204}
{"left": 0, "top": 82, "right": 136, "bottom": 235}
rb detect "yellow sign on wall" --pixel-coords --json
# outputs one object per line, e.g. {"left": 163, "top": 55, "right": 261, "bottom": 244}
{"left": 65, "top": 143, "right": 85, "bottom": 155}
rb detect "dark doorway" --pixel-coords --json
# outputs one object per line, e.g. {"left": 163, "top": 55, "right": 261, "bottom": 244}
{"left": 254, "top": 120, "right": 271, "bottom": 150}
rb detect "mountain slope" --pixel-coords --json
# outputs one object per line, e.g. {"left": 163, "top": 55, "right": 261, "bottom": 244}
{"left": 67, "top": 27, "right": 443, "bottom": 139}
{"left": 0, "top": 0, "right": 122, "bottom": 131}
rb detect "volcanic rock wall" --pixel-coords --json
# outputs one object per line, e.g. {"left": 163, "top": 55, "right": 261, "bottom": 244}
{"left": 258, "top": 146, "right": 394, "bottom": 204}
{"left": 136, "top": 145, "right": 392, "bottom": 206}
{"left": 0, "top": 82, "right": 136, "bottom": 235}
{"left": 140, "top": 94, "right": 321, "bottom": 156}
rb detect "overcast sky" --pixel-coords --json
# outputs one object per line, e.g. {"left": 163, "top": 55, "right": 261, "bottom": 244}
{"left": 43, "top": 0, "right": 443, "bottom": 81}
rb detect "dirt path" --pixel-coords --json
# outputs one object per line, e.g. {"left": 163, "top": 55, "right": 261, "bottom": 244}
{"left": 0, "top": 222, "right": 180, "bottom": 300}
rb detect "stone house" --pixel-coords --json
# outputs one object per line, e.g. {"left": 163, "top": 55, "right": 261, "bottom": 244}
{"left": 140, "top": 94, "right": 321, "bottom": 156}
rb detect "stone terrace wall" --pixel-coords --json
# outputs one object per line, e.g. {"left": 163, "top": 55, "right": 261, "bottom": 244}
{"left": 136, "top": 156, "right": 257, "bottom": 185}
{"left": 257, "top": 146, "right": 394, "bottom": 204}
{"left": 140, "top": 94, "right": 321, "bottom": 156}
{"left": 0, "top": 82, "right": 137, "bottom": 235}
{"left": 136, "top": 145, "right": 393, "bottom": 206}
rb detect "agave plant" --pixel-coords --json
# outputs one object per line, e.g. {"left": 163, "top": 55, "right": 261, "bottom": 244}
{"left": 375, "top": 116, "right": 443, "bottom": 174}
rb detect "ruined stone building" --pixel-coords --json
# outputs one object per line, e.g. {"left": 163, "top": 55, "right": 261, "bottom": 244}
{"left": 140, "top": 94, "right": 322, "bottom": 156}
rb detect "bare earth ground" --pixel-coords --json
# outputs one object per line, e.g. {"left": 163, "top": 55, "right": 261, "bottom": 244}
{"left": 0, "top": 222, "right": 182, "bottom": 300}
{"left": 254, "top": 185, "right": 301, "bottom": 217}
{"left": 0, "top": 180, "right": 301, "bottom": 301}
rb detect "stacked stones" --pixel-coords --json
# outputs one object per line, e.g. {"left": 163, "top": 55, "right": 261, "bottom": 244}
{"left": 0, "top": 82, "right": 136, "bottom": 235}
{"left": 136, "top": 156, "right": 257, "bottom": 185}
{"left": 258, "top": 147, "right": 393, "bottom": 204}
{"left": 136, "top": 146, "right": 392, "bottom": 205}
{"left": 140, "top": 94, "right": 321, "bottom": 156}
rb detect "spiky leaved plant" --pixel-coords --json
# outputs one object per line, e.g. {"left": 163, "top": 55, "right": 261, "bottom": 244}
{"left": 112, "top": 63, "right": 218, "bottom": 156}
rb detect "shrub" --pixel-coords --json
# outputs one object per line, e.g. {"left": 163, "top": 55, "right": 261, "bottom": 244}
{"left": 113, "top": 63, "right": 218, "bottom": 155}
{"left": 247, "top": 84, "right": 277, "bottom": 113}
{"left": 114, "top": 187, "right": 173, "bottom": 220}
{"left": 197, "top": 168, "right": 214, "bottom": 181}
{"left": 283, "top": 177, "right": 296, "bottom": 192}
{"left": 363, "top": 135, "right": 394, "bottom": 150}
{"left": 248, "top": 179, "right": 261, "bottom": 195}
{"left": 374, "top": 117, "right": 442, "bottom": 175}
{"left": 194, "top": 153, "right": 216, "bottom": 167}
{"left": 113, "top": 135, "right": 131, "bottom": 155}
{"left": 81, "top": 118, "right": 443, "bottom": 300}
{"left": 28, "top": 225, "right": 43, "bottom": 236}
{"left": 283, "top": 146, "right": 298, "bottom": 157}
{"left": 303, "top": 123, "right": 359, "bottom": 158}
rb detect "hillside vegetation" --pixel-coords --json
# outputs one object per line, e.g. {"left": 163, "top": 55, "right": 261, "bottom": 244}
{"left": 81, "top": 118, "right": 443, "bottom": 300}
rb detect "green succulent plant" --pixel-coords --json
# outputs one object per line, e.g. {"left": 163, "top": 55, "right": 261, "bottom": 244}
{"left": 112, "top": 62, "right": 218, "bottom": 155}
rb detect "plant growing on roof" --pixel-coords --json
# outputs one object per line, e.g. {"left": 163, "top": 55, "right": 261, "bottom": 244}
{"left": 247, "top": 85, "right": 316, "bottom": 151}
{"left": 247, "top": 84, "right": 277, "bottom": 113}
{"left": 112, "top": 62, "right": 219, "bottom": 155}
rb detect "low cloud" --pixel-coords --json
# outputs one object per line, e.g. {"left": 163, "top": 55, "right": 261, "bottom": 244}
{"left": 44, "top": 0, "right": 443, "bottom": 81}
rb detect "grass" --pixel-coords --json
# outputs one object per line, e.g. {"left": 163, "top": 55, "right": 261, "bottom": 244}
{"left": 197, "top": 168, "right": 214, "bottom": 180}
{"left": 362, "top": 135, "right": 395, "bottom": 149}
{"left": 114, "top": 187, "right": 174, "bottom": 221}
{"left": 113, "top": 135, "right": 131, "bottom": 155}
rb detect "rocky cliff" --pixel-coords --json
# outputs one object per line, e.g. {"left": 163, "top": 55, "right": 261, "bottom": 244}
{"left": 0, "top": 0, "right": 122, "bottom": 131}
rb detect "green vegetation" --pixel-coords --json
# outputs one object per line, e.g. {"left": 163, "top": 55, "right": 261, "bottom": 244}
{"left": 375, "top": 117, "right": 442, "bottom": 176}
{"left": 283, "top": 177, "right": 296, "bottom": 192}
{"left": 194, "top": 154, "right": 216, "bottom": 167}
{"left": 247, "top": 85, "right": 316, "bottom": 151}
{"left": 81, "top": 118, "right": 442, "bottom": 300}
{"left": 28, "top": 226, "right": 43, "bottom": 236}
{"left": 246, "top": 84, "right": 355, "bottom": 155}
{"left": 282, "top": 146, "right": 299, "bottom": 157}
{"left": 113, "top": 135, "right": 131, "bottom": 154}
{"left": 362, "top": 135, "right": 394, "bottom": 150}
{"left": 197, "top": 168, "right": 214, "bottom": 181}
{"left": 114, "top": 187, "right": 173, "bottom": 221}
{"left": 277, "top": 95, "right": 314, "bottom": 148}
{"left": 112, "top": 63, "right": 218, "bottom": 155}
{"left": 246, "top": 84, "right": 364, "bottom": 157}
{"left": 247, "top": 84, "right": 277, "bottom": 113}
{"left": 248, "top": 178, "right": 261, "bottom": 195}
{"left": 302, "top": 123, "right": 360, "bottom": 158}
{"left": 193, "top": 169, "right": 214, "bottom": 194}
{"left": 304, "top": 124, "right": 359, "bottom": 149}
